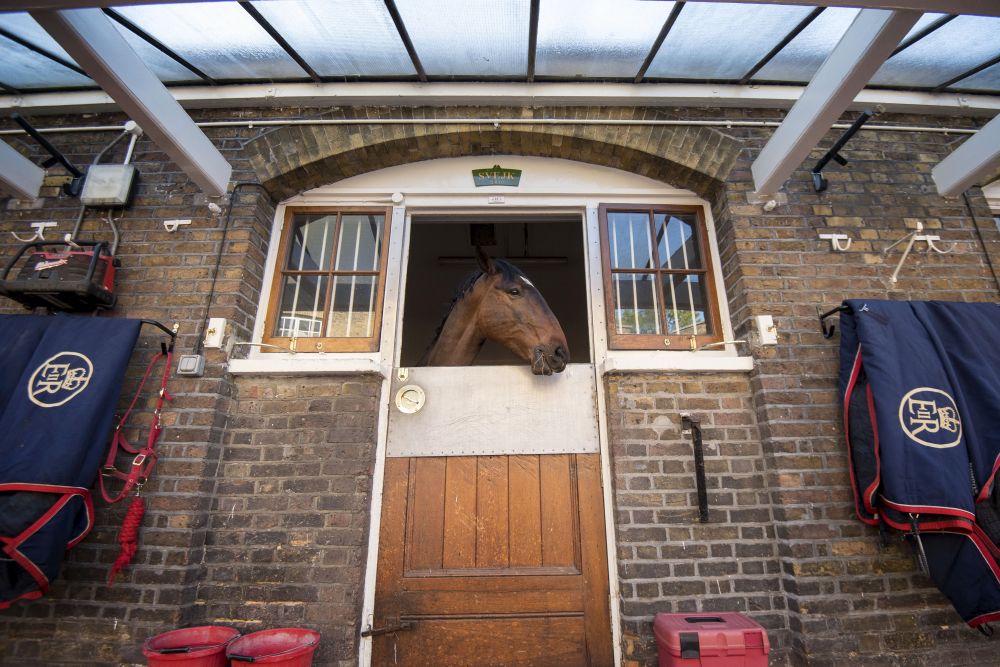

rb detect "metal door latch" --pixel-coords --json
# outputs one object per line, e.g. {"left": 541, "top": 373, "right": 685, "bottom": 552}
{"left": 361, "top": 620, "right": 414, "bottom": 638}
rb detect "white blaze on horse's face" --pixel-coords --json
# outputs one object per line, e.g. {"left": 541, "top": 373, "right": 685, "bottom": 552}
{"left": 476, "top": 264, "right": 570, "bottom": 375}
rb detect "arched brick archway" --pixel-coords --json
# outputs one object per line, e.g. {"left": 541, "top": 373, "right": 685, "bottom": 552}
{"left": 242, "top": 108, "right": 743, "bottom": 200}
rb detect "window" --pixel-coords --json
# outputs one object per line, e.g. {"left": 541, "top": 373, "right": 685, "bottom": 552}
{"left": 599, "top": 204, "right": 722, "bottom": 351}
{"left": 263, "top": 207, "right": 391, "bottom": 353}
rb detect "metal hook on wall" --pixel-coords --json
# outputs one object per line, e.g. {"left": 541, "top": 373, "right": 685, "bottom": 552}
{"left": 884, "top": 221, "right": 957, "bottom": 284}
{"left": 819, "top": 233, "right": 852, "bottom": 252}
{"left": 819, "top": 304, "right": 851, "bottom": 339}
{"left": 11, "top": 221, "right": 57, "bottom": 243}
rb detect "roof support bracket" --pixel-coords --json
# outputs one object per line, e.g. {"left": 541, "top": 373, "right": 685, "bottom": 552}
{"left": 811, "top": 107, "right": 877, "bottom": 192}
{"left": 751, "top": 9, "right": 921, "bottom": 197}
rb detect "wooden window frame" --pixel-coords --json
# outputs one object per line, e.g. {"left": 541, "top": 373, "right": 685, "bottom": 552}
{"left": 598, "top": 203, "right": 723, "bottom": 351}
{"left": 263, "top": 206, "right": 392, "bottom": 353}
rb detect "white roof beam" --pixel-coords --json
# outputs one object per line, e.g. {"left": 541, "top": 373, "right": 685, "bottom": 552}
{"left": 3, "top": 83, "right": 998, "bottom": 118}
{"left": 30, "top": 8, "right": 231, "bottom": 197}
{"left": 751, "top": 9, "right": 921, "bottom": 197}
{"left": 0, "top": 140, "right": 45, "bottom": 200}
{"left": 931, "top": 113, "right": 1000, "bottom": 197}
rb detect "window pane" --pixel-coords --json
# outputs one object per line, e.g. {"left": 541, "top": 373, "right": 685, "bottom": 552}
{"left": 329, "top": 275, "right": 377, "bottom": 338}
{"left": 274, "top": 275, "right": 327, "bottom": 337}
{"left": 536, "top": 0, "right": 675, "bottom": 78}
{"left": 871, "top": 16, "right": 1000, "bottom": 88}
{"left": 611, "top": 273, "right": 660, "bottom": 335}
{"left": 115, "top": 4, "right": 304, "bottom": 80}
{"left": 394, "top": 0, "right": 529, "bottom": 76}
{"left": 656, "top": 214, "right": 702, "bottom": 269}
{"left": 336, "top": 215, "right": 384, "bottom": 272}
{"left": 646, "top": 3, "right": 815, "bottom": 80}
{"left": 250, "top": 0, "right": 416, "bottom": 77}
{"left": 662, "top": 273, "right": 711, "bottom": 336}
{"left": 286, "top": 215, "right": 335, "bottom": 271}
{"left": 753, "top": 8, "right": 859, "bottom": 83}
{"left": 608, "top": 212, "right": 653, "bottom": 269}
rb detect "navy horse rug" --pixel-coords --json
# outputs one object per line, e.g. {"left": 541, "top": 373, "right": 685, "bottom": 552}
{"left": 0, "top": 315, "right": 140, "bottom": 608}
{"left": 839, "top": 300, "right": 1000, "bottom": 629}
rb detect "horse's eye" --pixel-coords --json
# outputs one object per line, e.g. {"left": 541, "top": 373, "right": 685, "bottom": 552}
{"left": 508, "top": 288, "right": 521, "bottom": 296}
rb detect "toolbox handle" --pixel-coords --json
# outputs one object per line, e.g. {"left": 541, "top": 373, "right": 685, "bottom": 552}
{"left": 1, "top": 239, "right": 109, "bottom": 282}
{"left": 684, "top": 616, "right": 725, "bottom": 623}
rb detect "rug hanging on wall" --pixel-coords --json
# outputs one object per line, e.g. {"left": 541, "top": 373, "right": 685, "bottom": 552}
{"left": 0, "top": 315, "right": 141, "bottom": 608}
{"left": 839, "top": 300, "right": 1000, "bottom": 630}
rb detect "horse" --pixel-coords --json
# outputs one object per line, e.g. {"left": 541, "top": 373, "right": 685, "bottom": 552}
{"left": 420, "top": 247, "right": 570, "bottom": 375}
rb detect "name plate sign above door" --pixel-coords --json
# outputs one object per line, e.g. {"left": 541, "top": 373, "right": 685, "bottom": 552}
{"left": 472, "top": 165, "right": 522, "bottom": 187}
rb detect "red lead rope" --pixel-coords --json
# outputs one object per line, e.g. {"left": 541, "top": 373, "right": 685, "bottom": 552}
{"left": 101, "top": 350, "right": 172, "bottom": 586}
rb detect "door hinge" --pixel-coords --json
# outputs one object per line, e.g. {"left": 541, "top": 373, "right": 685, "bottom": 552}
{"left": 361, "top": 620, "right": 414, "bottom": 638}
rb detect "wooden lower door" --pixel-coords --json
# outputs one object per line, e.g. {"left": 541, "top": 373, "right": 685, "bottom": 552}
{"left": 372, "top": 453, "right": 613, "bottom": 667}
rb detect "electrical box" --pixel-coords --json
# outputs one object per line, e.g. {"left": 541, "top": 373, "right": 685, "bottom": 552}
{"left": 176, "top": 354, "right": 205, "bottom": 377}
{"left": 80, "top": 164, "right": 137, "bottom": 207}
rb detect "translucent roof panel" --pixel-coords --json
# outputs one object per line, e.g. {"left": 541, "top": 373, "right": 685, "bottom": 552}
{"left": 535, "top": 0, "right": 675, "bottom": 78}
{"left": 952, "top": 61, "right": 1000, "bottom": 92}
{"left": 0, "top": 35, "right": 94, "bottom": 89}
{"left": 109, "top": 20, "right": 204, "bottom": 83}
{"left": 249, "top": 0, "right": 416, "bottom": 77}
{"left": 753, "top": 7, "right": 859, "bottom": 83}
{"left": 0, "top": 13, "right": 78, "bottom": 64}
{"left": 393, "top": 0, "right": 529, "bottom": 77}
{"left": 871, "top": 15, "right": 1000, "bottom": 88}
{"left": 115, "top": 3, "right": 306, "bottom": 81}
{"left": 646, "top": 2, "right": 816, "bottom": 80}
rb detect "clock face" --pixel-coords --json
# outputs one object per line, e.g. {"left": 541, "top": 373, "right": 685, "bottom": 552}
{"left": 394, "top": 384, "right": 426, "bottom": 414}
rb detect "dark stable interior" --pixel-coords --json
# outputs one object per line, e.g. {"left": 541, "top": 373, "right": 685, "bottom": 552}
{"left": 399, "top": 217, "right": 590, "bottom": 367}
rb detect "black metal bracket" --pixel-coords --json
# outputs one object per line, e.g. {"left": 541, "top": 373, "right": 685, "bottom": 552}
{"left": 819, "top": 305, "right": 851, "bottom": 339}
{"left": 811, "top": 109, "right": 876, "bottom": 193}
{"left": 140, "top": 319, "right": 177, "bottom": 353}
{"left": 10, "top": 112, "right": 85, "bottom": 196}
{"left": 681, "top": 414, "right": 709, "bottom": 523}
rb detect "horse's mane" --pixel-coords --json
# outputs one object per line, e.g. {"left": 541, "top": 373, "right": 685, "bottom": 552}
{"left": 417, "top": 258, "right": 525, "bottom": 365}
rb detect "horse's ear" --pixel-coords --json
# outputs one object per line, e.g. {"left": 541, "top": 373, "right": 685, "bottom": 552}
{"left": 475, "top": 245, "right": 496, "bottom": 274}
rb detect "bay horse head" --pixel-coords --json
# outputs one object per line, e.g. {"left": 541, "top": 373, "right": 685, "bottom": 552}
{"left": 421, "top": 247, "right": 570, "bottom": 375}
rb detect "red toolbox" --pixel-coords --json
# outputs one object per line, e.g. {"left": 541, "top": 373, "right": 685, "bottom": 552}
{"left": 653, "top": 612, "right": 770, "bottom": 667}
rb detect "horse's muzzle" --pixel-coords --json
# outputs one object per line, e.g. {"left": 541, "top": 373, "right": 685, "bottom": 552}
{"left": 531, "top": 344, "right": 569, "bottom": 375}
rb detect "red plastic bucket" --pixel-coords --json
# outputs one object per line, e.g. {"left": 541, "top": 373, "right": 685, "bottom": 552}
{"left": 226, "top": 628, "right": 320, "bottom": 666}
{"left": 143, "top": 626, "right": 240, "bottom": 667}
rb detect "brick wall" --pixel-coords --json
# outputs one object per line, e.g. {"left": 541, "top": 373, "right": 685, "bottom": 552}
{"left": 719, "top": 116, "right": 1000, "bottom": 667}
{"left": 194, "top": 374, "right": 380, "bottom": 667}
{"left": 606, "top": 372, "right": 787, "bottom": 666}
{"left": 0, "top": 116, "right": 277, "bottom": 665}
{"left": 1, "top": 105, "right": 999, "bottom": 666}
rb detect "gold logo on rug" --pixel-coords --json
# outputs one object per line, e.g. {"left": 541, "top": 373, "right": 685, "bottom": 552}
{"left": 27, "top": 352, "right": 94, "bottom": 408}
{"left": 898, "top": 387, "right": 962, "bottom": 449}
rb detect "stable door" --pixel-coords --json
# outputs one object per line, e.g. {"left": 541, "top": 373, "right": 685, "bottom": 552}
{"left": 371, "top": 216, "right": 612, "bottom": 665}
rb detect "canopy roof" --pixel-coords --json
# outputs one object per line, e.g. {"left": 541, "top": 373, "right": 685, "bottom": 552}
{"left": 1, "top": 0, "right": 998, "bottom": 96}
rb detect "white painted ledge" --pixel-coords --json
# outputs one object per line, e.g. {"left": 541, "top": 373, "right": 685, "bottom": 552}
{"left": 601, "top": 351, "right": 754, "bottom": 374}
{"left": 226, "top": 354, "right": 382, "bottom": 376}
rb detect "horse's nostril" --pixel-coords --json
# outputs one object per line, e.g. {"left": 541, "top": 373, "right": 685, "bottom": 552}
{"left": 554, "top": 346, "right": 569, "bottom": 362}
